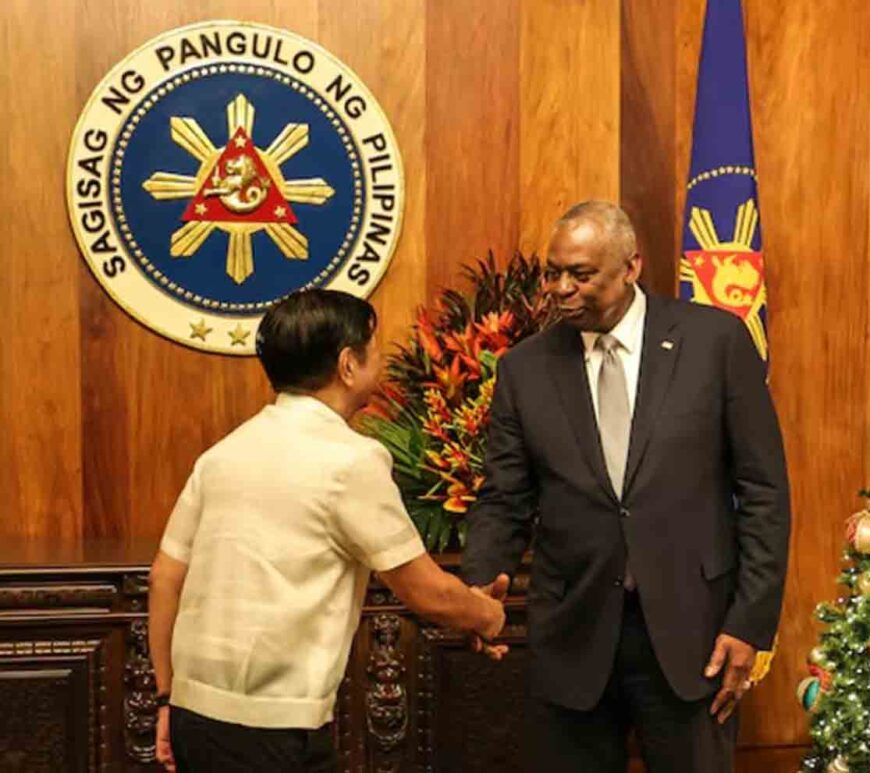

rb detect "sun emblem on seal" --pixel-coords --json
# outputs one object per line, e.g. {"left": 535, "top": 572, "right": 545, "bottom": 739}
{"left": 680, "top": 197, "right": 767, "bottom": 360}
{"left": 142, "top": 93, "right": 335, "bottom": 284}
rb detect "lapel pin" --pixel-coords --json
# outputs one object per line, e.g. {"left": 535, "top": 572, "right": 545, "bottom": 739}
{"left": 661, "top": 340, "right": 674, "bottom": 350}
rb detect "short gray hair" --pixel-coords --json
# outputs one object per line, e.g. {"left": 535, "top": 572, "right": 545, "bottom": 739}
{"left": 554, "top": 201, "right": 637, "bottom": 261}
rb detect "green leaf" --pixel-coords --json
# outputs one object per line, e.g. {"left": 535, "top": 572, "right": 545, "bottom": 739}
{"left": 457, "top": 519, "right": 469, "bottom": 549}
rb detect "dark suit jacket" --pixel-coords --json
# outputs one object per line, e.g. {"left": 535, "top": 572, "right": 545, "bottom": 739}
{"left": 462, "top": 294, "right": 790, "bottom": 710}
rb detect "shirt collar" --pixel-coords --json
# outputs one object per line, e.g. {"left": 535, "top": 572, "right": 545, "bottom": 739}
{"left": 274, "top": 393, "right": 347, "bottom": 423}
{"left": 580, "top": 284, "right": 647, "bottom": 356}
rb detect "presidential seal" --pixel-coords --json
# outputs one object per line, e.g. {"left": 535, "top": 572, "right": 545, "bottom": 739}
{"left": 67, "top": 21, "right": 404, "bottom": 354}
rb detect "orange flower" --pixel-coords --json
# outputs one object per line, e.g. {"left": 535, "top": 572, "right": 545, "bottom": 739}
{"left": 424, "top": 450, "right": 450, "bottom": 470}
{"left": 444, "top": 443, "right": 470, "bottom": 470}
{"left": 380, "top": 382, "right": 407, "bottom": 407}
{"left": 444, "top": 481, "right": 476, "bottom": 513}
{"left": 475, "top": 311, "right": 514, "bottom": 351}
{"left": 360, "top": 401, "right": 392, "bottom": 421}
{"left": 423, "top": 415, "right": 449, "bottom": 441}
{"left": 424, "top": 389, "right": 452, "bottom": 422}
{"left": 432, "top": 356, "right": 468, "bottom": 402}
{"left": 416, "top": 311, "right": 444, "bottom": 363}
{"left": 455, "top": 404, "right": 482, "bottom": 435}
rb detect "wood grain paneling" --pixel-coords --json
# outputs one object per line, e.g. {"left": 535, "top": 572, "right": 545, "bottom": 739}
{"left": 519, "top": 0, "right": 620, "bottom": 260}
{"left": 318, "top": 0, "right": 427, "bottom": 353}
{"left": 620, "top": 0, "right": 677, "bottom": 296}
{"left": 0, "top": 0, "right": 82, "bottom": 538}
{"left": 742, "top": 0, "right": 870, "bottom": 747}
{"left": 425, "top": 0, "right": 520, "bottom": 291}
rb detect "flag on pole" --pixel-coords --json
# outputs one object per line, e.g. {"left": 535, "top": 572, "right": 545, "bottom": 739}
{"left": 679, "top": 0, "right": 768, "bottom": 366}
{"left": 681, "top": 0, "right": 776, "bottom": 685}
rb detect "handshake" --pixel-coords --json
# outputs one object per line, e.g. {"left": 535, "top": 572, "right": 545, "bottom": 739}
{"left": 379, "top": 557, "right": 511, "bottom": 661}
{"left": 468, "top": 573, "right": 511, "bottom": 660}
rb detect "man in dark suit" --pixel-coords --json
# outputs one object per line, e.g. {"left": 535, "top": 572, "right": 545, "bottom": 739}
{"left": 462, "top": 201, "right": 790, "bottom": 772}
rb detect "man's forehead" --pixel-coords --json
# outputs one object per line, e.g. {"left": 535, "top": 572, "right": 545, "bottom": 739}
{"left": 546, "top": 221, "right": 606, "bottom": 261}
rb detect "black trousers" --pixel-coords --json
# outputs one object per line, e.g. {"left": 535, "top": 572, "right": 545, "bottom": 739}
{"left": 528, "top": 592, "right": 738, "bottom": 773}
{"left": 169, "top": 706, "right": 337, "bottom": 772}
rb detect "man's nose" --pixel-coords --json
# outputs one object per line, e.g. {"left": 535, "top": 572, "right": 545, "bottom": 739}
{"left": 554, "top": 274, "right": 574, "bottom": 296}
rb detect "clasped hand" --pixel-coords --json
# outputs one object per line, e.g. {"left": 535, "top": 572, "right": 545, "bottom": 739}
{"left": 469, "top": 573, "right": 511, "bottom": 661}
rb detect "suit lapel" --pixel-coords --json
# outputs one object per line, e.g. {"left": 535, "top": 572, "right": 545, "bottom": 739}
{"left": 623, "top": 296, "right": 681, "bottom": 495}
{"left": 546, "top": 323, "right": 618, "bottom": 503}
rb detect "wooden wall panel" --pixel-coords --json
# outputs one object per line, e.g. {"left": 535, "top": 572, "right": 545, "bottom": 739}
{"left": 0, "top": 0, "right": 82, "bottom": 538}
{"left": 741, "top": 0, "right": 870, "bottom": 747}
{"left": 620, "top": 0, "right": 677, "bottom": 296}
{"left": 318, "top": 0, "right": 427, "bottom": 353}
{"left": 425, "top": 0, "right": 520, "bottom": 291}
{"left": 519, "top": 0, "right": 620, "bottom": 259}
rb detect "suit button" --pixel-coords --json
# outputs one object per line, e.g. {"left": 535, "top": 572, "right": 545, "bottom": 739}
{"left": 614, "top": 577, "right": 624, "bottom": 586}
{"left": 620, "top": 508, "right": 630, "bottom": 518}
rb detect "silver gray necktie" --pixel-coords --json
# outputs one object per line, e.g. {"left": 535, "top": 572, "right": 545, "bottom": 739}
{"left": 596, "top": 334, "right": 630, "bottom": 497}
{"left": 596, "top": 334, "right": 636, "bottom": 591}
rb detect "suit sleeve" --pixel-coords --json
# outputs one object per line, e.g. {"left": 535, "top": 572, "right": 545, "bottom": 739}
{"left": 462, "top": 356, "right": 538, "bottom": 586}
{"left": 720, "top": 319, "right": 791, "bottom": 650}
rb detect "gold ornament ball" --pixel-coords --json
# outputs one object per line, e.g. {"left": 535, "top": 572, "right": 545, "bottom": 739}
{"left": 857, "top": 571, "right": 870, "bottom": 596}
{"left": 827, "top": 756, "right": 849, "bottom": 773}
{"left": 855, "top": 514, "right": 870, "bottom": 553}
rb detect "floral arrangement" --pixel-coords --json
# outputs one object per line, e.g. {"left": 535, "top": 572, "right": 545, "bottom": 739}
{"left": 361, "top": 252, "right": 553, "bottom": 552}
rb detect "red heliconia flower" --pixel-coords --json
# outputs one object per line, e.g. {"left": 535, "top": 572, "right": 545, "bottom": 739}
{"left": 432, "top": 356, "right": 468, "bottom": 402}
{"left": 380, "top": 382, "right": 407, "bottom": 407}
{"left": 459, "top": 354, "right": 483, "bottom": 380}
{"left": 445, "top": 323, "right": 481, "bottom": 355}
{"left": 424, "top": 389, "right": 452, "bottom": 422}
{"left": 422, "top": 416, "right": 449, "bottom": 442}
{"left": 444, "top": 443, "right": 471, "bottom": 470}
{"left": 416, "top": 311, "right": 444, "bottom": 364}
{"left": 475, "top": 310, "right": 515, "bottom": 352}
{"left": 478, "top": 310, "right": 514, "bottom": 334}
{"left": 360, "top": 401, "right": 393, "bottom": 421}
{"left": 455, "top": 405, "right": 482, "bottom": 436}
{"left": 424, "top": 450, "right": 451, "bottom": 471}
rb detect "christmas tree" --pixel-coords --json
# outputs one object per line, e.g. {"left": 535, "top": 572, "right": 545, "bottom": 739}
{"left": 800, "top": 491, "right": 870, "bottom": 772}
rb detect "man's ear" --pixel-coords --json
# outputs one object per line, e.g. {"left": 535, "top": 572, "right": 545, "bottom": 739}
{"left": 336, "top": 346, "right": 355, "bottom": 386}
{"left": 626, "top": 252, "right": 642, "bottom": 284}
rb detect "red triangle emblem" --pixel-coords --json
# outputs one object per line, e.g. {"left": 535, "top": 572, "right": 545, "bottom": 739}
{"left": 182, "top": 128, "right": 297, "bottom": 225}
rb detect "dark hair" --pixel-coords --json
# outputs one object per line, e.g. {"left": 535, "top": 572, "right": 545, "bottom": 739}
{"left": 256, "top": 289, "right": 377, "bottom": 392}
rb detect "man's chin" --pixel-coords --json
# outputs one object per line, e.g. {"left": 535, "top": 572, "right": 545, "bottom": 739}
{"left": 561, "top": 311, "right": 595, "bottom": 331}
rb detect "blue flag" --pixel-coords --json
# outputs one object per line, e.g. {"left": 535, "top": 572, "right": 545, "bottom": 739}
{"left": 680, "top": 0, "right": 768, "bottom": 364}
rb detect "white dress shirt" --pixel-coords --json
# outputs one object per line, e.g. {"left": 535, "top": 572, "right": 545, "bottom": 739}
{"left": 580, "top": 284, "right": 647, "bottom": 421}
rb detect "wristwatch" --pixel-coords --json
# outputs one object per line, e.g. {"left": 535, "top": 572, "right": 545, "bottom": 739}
{"left": 155, "top": 692, "right": 171, "bottom": 708}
